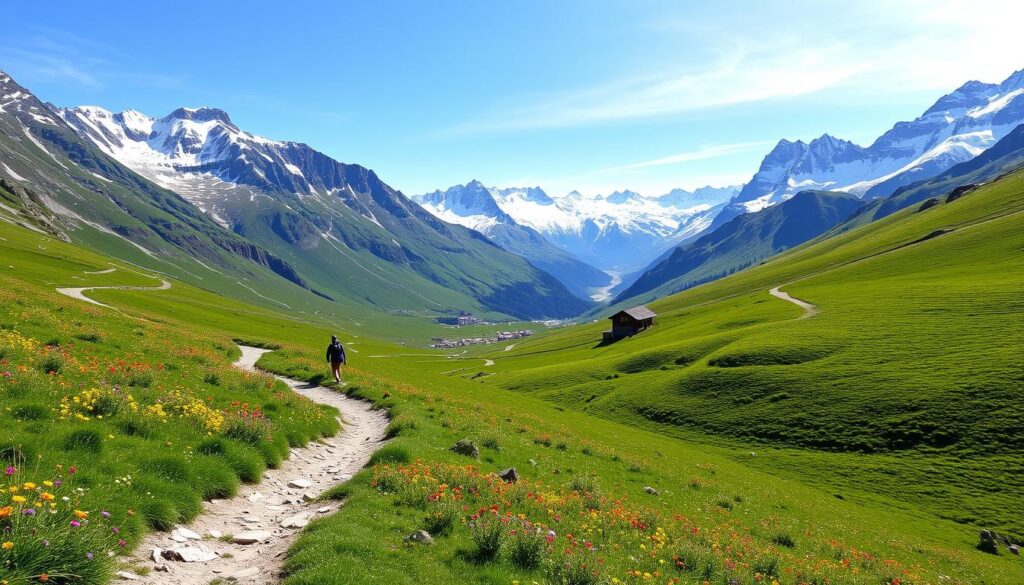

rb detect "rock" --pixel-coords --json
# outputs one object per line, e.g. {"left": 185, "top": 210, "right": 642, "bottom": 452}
{"left": 497, "top": 467, "right": 519, "bottom": 483}
{"left": 450, "top": 439, "right": 480, "bottom": 459}
{"left": 152, "top": 565, "right": 169, "bottom": 572}
{"left": 171, "top": 528, "right": 200, "bottom": 540}
{"left": 170, "top": 532, "right": 188, "bottom": 543}
{"left": 978, "top": 530, "right": 999, "bottom": 554}
{"left": 150, "top": 548, "right": 162, "bottom": 563}
{"left": 302, "top": 492, "right": 316, "bottom": 502}
{"left": 317, "top": 506, "right": 332, "bottom": 513}
{"left": 208, "top": 530, "right": 223, "bottom": 539}
{"left": 528, "top": 459, "right": 537, "bottom": 466}
{"left": 246, "top": 491, "right": 264, "bottom": 502}
{"left": 116, "top": 570, "right": 142, "bottom": 580}
{"left": 287, "top": 479, "right": 313, "bottom": 489}
{"left": 1009, "top": 544, "right": 1019, "bottom": 555}
{"left": 232, "top": 530, "right": 272, "bottom": 544}
{"left": 161, "top": 546, "right": 217, "bottom": 562}
{"left": 405, "top": 530, "right": 434, "bottom": 544}
{"left": 643, "top": 486, "right": 660, "bottom": 496}
{"left": 228, "top": 567, "right": 261, "bottom": 580}
{"left": 281, "top": 512, "right": 311, "bottom": 528}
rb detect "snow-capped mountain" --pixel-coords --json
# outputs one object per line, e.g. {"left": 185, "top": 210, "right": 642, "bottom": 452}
{"left": 732, "top": 68, "right": 1024, "bottom": 211}
{"left": 51, "top": 101, "right": 591, "bottom": 319}
{"left": 414, "top": 182, "right": 740, "bottom": 273}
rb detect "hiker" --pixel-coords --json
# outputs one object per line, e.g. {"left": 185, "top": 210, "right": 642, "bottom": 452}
{"left": 326, "top": 335, "right": 346, "bottom": 383}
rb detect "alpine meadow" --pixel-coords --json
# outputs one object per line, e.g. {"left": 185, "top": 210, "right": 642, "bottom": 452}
{"left": 1, "top": 3, "right": 1023, "bottom": 585}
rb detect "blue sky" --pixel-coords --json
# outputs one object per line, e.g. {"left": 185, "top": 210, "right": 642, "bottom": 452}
{"left": 4, "top": 1, "right": 1022, "bottom": 196}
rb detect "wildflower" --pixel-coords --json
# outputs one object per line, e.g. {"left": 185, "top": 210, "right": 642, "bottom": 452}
{"left": 22, "top": 482, "right": 35, "bottom": 490}
{"left": 74, "top": 510, "right": 88, "bottom": 519}
{"left": 68, "top": 466, "right": 77, "bottom": 475}
{"left": 4, "top": 466, "right": 13, "bottom": 476}
{"left": 22, "top": 508, "right": 35, "bottom": 516}
{"left": 40, "top": 492, "right": 54, "bottom": 501}
{"left": 39, "top": 575, "right": 49, "bottom": 583}
{"left": 11, "top": 495, "right": 26, "bottom": 504}
{"left": 101, "top": 510, "right": 110, "bottom": 518}
{"left": 1, "top": 541, "right": 12, "bottom": 550}
{"left": 70, "top": 520, "right": 81, "bottom": 528}
{"left": 0, "top": 506, "right": 11, "bottom": 518}
{"left": 86, "top": 552, "right": 93, "bottom": 560}
{"left": 118, "top": 538, "right": 126, "bottom": 548}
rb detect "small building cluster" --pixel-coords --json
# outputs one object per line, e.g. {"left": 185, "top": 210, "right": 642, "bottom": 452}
{"left": 430, "top": 329, "right": 534, "bottom": 349}
{"left": 603, "top": 305, "right": 656, "bottom": 341}
{"left": 435, "top": 311, "right": 480, "bottom": 326}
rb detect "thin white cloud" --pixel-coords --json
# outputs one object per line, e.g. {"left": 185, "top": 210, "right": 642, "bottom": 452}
{"left": 600, "top": 141, "right": 775, "bottom": 173}
{"left": 438, "top": 0, "right": 1024, "bottom": 137}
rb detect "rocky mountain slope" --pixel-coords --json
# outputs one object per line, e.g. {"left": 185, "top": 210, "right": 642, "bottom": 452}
{"left": 615, "top": 191, "right": 863, "bottom": 304}
{"left": 711, "top": 68, "right": 1024, "bottom": 230}
{"left": 49, "top": 92, "right": 589, "bottom": 319}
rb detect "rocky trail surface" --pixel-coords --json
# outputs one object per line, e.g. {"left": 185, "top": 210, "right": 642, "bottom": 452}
{"left": 122, "top": 346, "right": 388, "bottom": 584}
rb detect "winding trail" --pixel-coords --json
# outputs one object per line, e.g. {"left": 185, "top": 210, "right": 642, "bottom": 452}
{"left": 127, "top": 346, "right": 388, "bottom": 584}
{"left": 768, "top": 286, "right": 819, "bottom": 319}
{"left": 56, "top": 279, "right": 171, "bottom": 308}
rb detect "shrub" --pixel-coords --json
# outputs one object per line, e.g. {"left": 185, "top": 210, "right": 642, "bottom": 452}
{"left": 752, "top": 553, "right": 781, "bottom": 577}
{"left": 479, "top": 434, "right": 500, "bottom": 451}
{"left": 533, "top": 434, "right": 552, "bottom": 447}
{"left": 203, "top": 372, "right": 221, "bottom": 386}
{"left": 675, "top": 541, "right": 720, "bottom": 580}
{"left": 553, "top": 559, "right": 603, "bottom": 585}
{"left": 128, "top": 370, "right": 155, "bottom": 388}
{"left": 716, "top": 497, "right": 733, "bottom": 511}
{"left": 508, "top": 522, "right": 547, "bottom": 569}
{"left": 423, "top": 498, "right": 461, "bottom": 537}
{"left": 224, "top": 416, "right": 273, "bottom": 446}
{"left": 74, "top": 331, "right": 102, "bottom": 343}
{"left": 772, "top": 532, "right": 796, "bottom": 548}
{"left": 369, "top": 444, "right": 412, "bottom": 466}
{"left": 468, "top": 512, "right": 505, "bottom": 561}
{"left": 62, "top": 428, "right": 104, "bottom": 453}
{"left": 38, "top": 353, "right": 63, "bottom": 374}
{"left": 12, "top": 402, "right": 50, "bottom": 421}
{"left": 118, "top": 417, "right": 156, "bottom": 438}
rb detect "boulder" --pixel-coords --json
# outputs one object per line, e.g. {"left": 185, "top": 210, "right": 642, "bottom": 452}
{"left": 643, "top": 486, "right": 660, "bottom": 496}
{"left": 497, "top": 467, "right": 519, "bottom": 483}
{"left": 1009, "top": 544, "right": 1019, "bottom": 555}
{"left": 977, "top": 530, "right": 999, "bottom": 554}
{"left": 405, "top": 530, "right": 434, "bottom": 544}
{"left": 287, "top": 479, "right": 313, "bottom": 489}
{"left": 450, "top": 439, "right": 480, "bottom": 459}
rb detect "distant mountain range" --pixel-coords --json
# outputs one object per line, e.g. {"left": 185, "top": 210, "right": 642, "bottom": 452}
{"left": 0, "top": 69, "right": 589, "bottom": 320}
{"left": 710, "top": 68, "right": 1024, "bottom": 229}
{"left": 413, "top": 182, "right": 739, "bottom": 275}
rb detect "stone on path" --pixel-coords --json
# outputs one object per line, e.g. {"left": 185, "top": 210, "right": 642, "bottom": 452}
{"left": 246, "top": 491, "right": 264, "bottom": 502}
{"left": 232, "top": 530, "right": 272, "bottom": 544}
{"left": 228, "top": 567, "right": 261, "bottom": 581}
{"left": 281, "top": 512, "right": 311, "bottom": 529}
{"left": 287, "top": 479, "right": 313, "bottom": 489}
{"left": 161, "top": 546, "right": 218, "bottom": 562}
{"left": 172, "top": 527, "right": 201, "bottom": 540}
{"left": 208, "top": 530, "right": 223, "bottom": 539}
{"left": 317, "top": 506, "right": 332, "bottom": 513}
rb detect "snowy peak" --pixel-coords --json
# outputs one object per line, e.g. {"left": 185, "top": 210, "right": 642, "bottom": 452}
{"left": 736, "top": 67, "right": 1024, "bottom": 206}
{"left": 414, "top": 182, "right": 740, "bottom": 271}
{"left": 166, "top": 106, "right": 234, "bottom": 125}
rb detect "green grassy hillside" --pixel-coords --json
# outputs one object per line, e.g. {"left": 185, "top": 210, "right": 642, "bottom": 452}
{"left": 615, "top": 191, "right": 863, "bottom": 307}
{"left": 448, "top": 168, "right": 1024, "bottom": 542}
{"left": 0, "top": 167, "right": 1021, "bottom": 584}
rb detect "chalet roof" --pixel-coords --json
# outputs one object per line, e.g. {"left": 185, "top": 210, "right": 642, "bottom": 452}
{"left": 611, "top": 305, "right": 657, "bottom": 321}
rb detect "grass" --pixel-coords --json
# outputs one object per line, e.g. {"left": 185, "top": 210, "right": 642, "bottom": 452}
{"left": 0, "top": 167, "right": 1021, "bottom": 583}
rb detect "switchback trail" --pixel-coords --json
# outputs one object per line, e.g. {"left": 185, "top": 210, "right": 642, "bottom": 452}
{"left": 56, "top": 278, "right": 170, "bottom": 308}
{"left": 768, "top": 286, "right": 819, "bottom": 319}
{"left": 126, "top": 346, "right": 388, "bottom": 584}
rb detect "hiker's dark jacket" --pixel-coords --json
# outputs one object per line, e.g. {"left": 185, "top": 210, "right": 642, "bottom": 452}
{"left": 326, "top": 342, "right": 346, "bottom": 364}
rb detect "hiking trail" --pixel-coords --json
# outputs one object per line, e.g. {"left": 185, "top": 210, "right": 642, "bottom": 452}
{"left": 769, "top": 286, "right": 819, "bottom": 319}
{"left": 125, "top": 346, "right": 388, "bottom": 584}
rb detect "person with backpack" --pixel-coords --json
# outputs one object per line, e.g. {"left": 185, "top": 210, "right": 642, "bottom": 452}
{"left": 325, "top": 335, "right": 347, "bottom": 383}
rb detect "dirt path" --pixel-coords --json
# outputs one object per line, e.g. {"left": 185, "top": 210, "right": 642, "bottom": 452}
{"left": 125, "top": 346, "right": 388, "bottom": 584}
{"left": 503, "top": 344, "right": 516, "bottom": 352}
{"left": 768, "top": 286, "right": 819, "bottom": 319}
{"left": 56, "top": 279, "right": 170, "bottom": 308}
